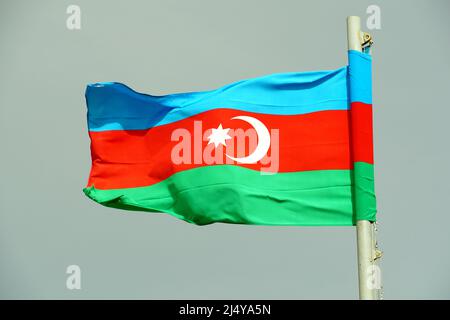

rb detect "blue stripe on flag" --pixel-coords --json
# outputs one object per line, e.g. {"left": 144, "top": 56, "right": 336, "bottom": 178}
{"left": 86, "top": 67, "right": 349, "bottom": 131}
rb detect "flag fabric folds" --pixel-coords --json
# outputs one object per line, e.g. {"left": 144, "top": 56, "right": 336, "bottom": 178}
{"left": 83, "top": 50, "right": 376, "bottom": 226}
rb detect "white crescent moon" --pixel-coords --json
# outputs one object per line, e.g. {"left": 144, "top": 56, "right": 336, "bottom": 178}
{"left": 226, "top": 116, "right": 271, "bottom": 164}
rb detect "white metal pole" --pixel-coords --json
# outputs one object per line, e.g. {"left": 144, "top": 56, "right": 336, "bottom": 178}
{"left": 346, "top": 16, "right": 379, "bottom": 300}
{"left": 356, "top": 220, "right": 376, "bottom": 299}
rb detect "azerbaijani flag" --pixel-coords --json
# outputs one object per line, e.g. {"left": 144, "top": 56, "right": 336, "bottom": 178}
{"left": 83, "top": 50, "right": 376, "bottom": 226}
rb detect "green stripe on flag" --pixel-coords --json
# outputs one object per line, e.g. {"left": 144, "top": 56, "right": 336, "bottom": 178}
{"left": 353, "top": 162, "right": 377, "bottom": 222}
{"left": 83, "top": 165, "right": 377, "bottom": 226}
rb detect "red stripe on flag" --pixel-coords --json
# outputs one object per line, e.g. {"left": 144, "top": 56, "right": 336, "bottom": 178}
{"left": 350, "top": 102, "right": 374, "bottom": 164}
{"left": 87, "top": 108, "right": 373, "bottom": 190}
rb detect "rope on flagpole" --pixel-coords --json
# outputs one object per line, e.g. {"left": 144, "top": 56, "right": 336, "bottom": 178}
{"left": 361, "top": 32, "right": 373, "bottom": 53}
{"left": 373, "top": 221, "right": 383, "bottom": 299}
{"left": 362, "top": 31, "right": 383, "bottom": 301}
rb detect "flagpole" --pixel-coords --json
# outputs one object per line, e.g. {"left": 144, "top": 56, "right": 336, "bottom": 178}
{"left": 346, "top": 16, "right": 380, "bottom": 300}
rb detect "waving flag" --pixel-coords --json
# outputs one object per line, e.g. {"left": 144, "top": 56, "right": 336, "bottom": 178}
{"left": 83, "top": 50, "right": 376, "bottom": 226}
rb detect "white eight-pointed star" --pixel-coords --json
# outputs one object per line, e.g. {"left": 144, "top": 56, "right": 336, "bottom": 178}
{"left": 207, "top": 124, "right": 231, "bottom": 148}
